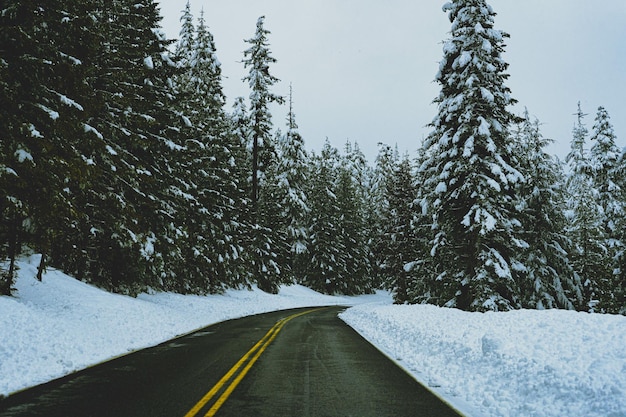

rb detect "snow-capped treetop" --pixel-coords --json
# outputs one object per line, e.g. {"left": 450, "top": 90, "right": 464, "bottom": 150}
{"left": 589, "top": 106, "right": 623, "bottom": 236}
{"left": 242, "top": 16, "right": 283, "bottom": 106}
{"left": 590, "top": 106, "right": 620, "bottom": 174}
{"left": 566, "top": 102, "right": 591, "bottom": 176}
{"left": 175, "top": 0, "right": 195, "bottom": 67}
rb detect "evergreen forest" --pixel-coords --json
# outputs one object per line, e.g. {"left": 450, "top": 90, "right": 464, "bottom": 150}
{"left": 1, "top": 0, "right": 624, "bottom": 314}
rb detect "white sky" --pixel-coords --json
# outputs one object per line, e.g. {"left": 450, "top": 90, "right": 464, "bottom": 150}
{"left": 157, "top": 0, "right": 626, "bottom": 162}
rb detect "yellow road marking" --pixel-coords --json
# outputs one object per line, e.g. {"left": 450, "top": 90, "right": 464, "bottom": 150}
{"left": 183, "top": 308, "right": 323, "bottom": 417}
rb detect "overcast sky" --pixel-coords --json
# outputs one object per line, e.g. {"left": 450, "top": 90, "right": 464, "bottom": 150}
{"left": 157, "top": 0, "right": 626, "bottom": 162}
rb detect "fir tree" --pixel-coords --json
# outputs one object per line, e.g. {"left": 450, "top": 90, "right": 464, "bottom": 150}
{"left": 242, "top": 16, "right": 284, "bottom": 209}
{"left": 171, "top": 7, "right": 245, "bottom": 293}
{"left": 304, "top": 141, "right": 342, "bottom": 294}
{"left": 174, "top": 0, "right": 195, "bottom": 68}
{"left": 78, "top": 0, "right": 185, "bottom": 294}
{"left": 242, "top": 16, "right": 284, "bottom": 293}
{"left": 419, "top": 0, "right": 526, "bottom": 311}
{"left": 0, "top": 0, "right": 98, "bottom": 290}
{"left": 274, "top": 86, "right": 310, "bottom": 281}
{"left": 589, "top": 106, "right": 623, "bottom": 312}
{"left": 515, "top": 110, "right": 583, "bottom": 310}
{"left": 334, "top": 142, "right": 373, "bottom": 295}
{"left": 370, "top": 144, "right": 399, "bottom": 287}
{"left": 383, "top": 155, "right": 419, "bottom": 303}
{"left": 565, "top": 103, "right": 609, "bottom": 311}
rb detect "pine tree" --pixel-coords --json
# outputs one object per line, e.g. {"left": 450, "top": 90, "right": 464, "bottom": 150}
{"left": 242, "top": 16, "right": 284, "bottom": 293}
{"left": 589, "top": 106, "right": 623, "bottom": 312}
{"left": 77, "top": 0, "right": 186, "bottom": 294}
{"left": 169, "top": 7, "right": 245, "bottom": 293}
{"left": 274, "top": 86, "right": 310, "bottom": 281}
{"left": 174, "top": 0, "right": 195, "bottom": 68}
{"left": 334, "top": 142, "right": 373, "bottom": 295}
{"left": 304, "top": 141, "right": 343, "bottom": 294}
{"left": 419, "top": 0, "right": 526, "bottom": 311}
{"left": 409, "top": 144, "right": 440, "bottom": 304}
{"left": 370, "top": 144, "right": 399, "bottom": 287}
{"left": 565, "top": 103, "right": 609, "bottom": 311}
{"left": 416, "top": 0, "right": 526, "bottom": 310}
{"left": 0, "top": 0, "right": 98, "bottom": 290}
{"left": 383, "top": 155, "right": 419, "bottom": 303}
{"left": 242, "top": 16, "right": 284, "bottom": 210}
{"left": 515, "top": 110, "right": 583, "bottom": 310}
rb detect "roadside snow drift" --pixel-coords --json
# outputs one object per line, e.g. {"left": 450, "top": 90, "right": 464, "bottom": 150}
{"left": 0, "top": 256, "right": 382, "bottom": 396}
{"left": 2, "top": 256, "right": 625, "bottom": 417}
{"left": 340, "top": 304, "right": 626, "bottom": 417}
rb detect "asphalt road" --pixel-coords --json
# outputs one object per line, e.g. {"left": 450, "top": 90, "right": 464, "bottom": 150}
{"left": 0, "top": 306, "right": 463, "bottom": 417}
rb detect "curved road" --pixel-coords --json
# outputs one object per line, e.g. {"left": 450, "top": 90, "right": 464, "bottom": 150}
{"left": 0, "top": 306, "right": 463, "bottom": 417}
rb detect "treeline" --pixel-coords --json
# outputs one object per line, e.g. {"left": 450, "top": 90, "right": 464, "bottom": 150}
{"left": 375, "top": 0, "right": 625, "bottom": 314}
{"left": 1, "top": 1, "right": 624, "bottom": 314}
{"left": 0, "top": 1, "right": 375, "bottom": 297}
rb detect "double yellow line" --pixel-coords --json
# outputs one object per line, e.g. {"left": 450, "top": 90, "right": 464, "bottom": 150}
{"left": 183, "top": 308, "right": 322, "bottom": 417}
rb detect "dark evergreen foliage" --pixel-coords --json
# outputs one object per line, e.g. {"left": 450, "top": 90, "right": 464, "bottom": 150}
{"left": 241, "top": 16, "right": 285, "bottom": 293}
{"left": 419, "top": 0, "right": 526, "bottom": 311}
{"left": 514, "top": 111, "right": 583, "bottom": 310}
{"left": 0, "top": 0, "right": 623, "bottom": 314}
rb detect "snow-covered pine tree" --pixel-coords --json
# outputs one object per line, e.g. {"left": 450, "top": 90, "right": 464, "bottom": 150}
{"left": 242, "top": 16, "right": 284, "bottom": 209}
{"left": 384, "top": 154, "right": 420, "bottom": 303}
{"left": 242, "top": 16, "right": 284, "bottom": 293}
{"left": 406, "top": 145, "right": 439, "bottom": 305}
{"left": 303, "top": 141, "right": 343, "bottom": 294}
{"left": 334, "top": 142, "right": 373, "bottom": 295}
{"left": 0, "top": 0, "right": 98, "bottom": 290}
{"left": 230, "top": 96, "right": 253, "bottom": 197}
{"left": 419, "top": 0, "right": 526, "bottom": 311}
{"left": 515, "top": 110, "right": 583, "bottom": 310}
{"left": 174, "top": 1, "right": 195, "bottom": 68}
{"left": 79, "top": 0, "right": 186, "bottom": 294}
{"left": 589, "top": 106, "right": 623, "bottom": 313}
{"left": 274, "top": 86, "right": 310, "bottom": 281}
{"left": 370, "top": 144, "right": 399, "bottom": 287}
{"left": 168, "top": 7, "right": 245, "bottom": 293}
{"left": 565, "top": 103, "right": 609, "bottom": 311}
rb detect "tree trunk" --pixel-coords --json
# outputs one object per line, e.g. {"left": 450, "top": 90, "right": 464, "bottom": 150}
{"left": 1, "top": 212, "right": 21, "bottom": 295}
{"left": 36, "top": 250, "right": 47, "bottom": 281}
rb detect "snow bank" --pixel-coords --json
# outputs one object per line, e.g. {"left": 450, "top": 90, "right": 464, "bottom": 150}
{"left": 3, "top": 256, "right": 625, "bottom": 417}
{"left": 0, "top": 256, "right": 386, "bottom": 396}
{"left": 340, "top": 304, "right": 626, "bottom": 417}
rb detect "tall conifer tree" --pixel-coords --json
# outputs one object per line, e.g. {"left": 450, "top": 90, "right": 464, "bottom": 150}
{"left": 565, "top": 104, "right": 608, "bottom": 311}
{"left": 274, "top": 86, "right": 310, "bottom": 281}
{"left": 419, "top": 0, "right": 526, "bottom": 311}
{"left": 515, "top": 110, "right": 582, "bottom": 309}
{"left": 242, "top": 16, "right": 284, "bottom": 293}
{"left": 0, "top": 0, "right": 98, "bottom": 290}
{"left": 589, "top": 106, "right": 623, "bottom": 312}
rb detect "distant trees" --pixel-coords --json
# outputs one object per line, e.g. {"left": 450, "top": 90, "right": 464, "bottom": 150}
{"left": 514, "top": 111, "right": 583, "bottom": 310}
{"left": 302, "top": 141, "right": 374, "bottom": 295}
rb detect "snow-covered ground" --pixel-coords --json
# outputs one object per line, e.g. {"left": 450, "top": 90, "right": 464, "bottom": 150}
{"left": 340, "top": 304, "right": 626, "bottom": 417}
{"left": 1, "top": 255, "right": 625, "bottom": 417}
{"left": 0, "top": 255, "right": 381, "bottom": 397}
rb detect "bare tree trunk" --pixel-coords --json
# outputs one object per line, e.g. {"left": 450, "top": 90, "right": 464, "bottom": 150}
{"left": 36, "top": 250, "right": 46, "bottom": 281}
{"left": 1, "top": 213, "right": 20, "bottom": 295}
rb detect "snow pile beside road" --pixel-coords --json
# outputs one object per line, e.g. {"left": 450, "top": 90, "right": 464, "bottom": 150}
{"left": 3, "top": 255, "right": 625, "bottom": 417}
{"left": 340, "top": 304, "right": 626, "bottom": 417}
{"left": 0, "top": 256, "right": 386, "bottom": 396}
